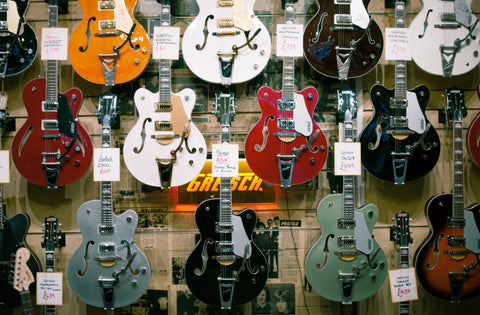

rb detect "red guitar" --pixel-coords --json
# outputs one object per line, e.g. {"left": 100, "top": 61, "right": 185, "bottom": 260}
{"left": 245, "top": 1, "right": 327, "bottom": 187}
{"left": 467, "top": 82, "right": 480, "bottom": 167}
{"left": 12, "top": 0, "right": 93, "bottom": 188}
{"left": 415, "top": 87, "right": 480, "bottom": 302}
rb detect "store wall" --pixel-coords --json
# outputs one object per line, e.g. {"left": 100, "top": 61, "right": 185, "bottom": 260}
{"left": 1, "top": 0, "right": 480, "bottom": 314}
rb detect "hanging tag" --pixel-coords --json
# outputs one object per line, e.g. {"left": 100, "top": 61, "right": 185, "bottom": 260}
{"left": 212, "top": 143, "right": 239, "bottom": 178}
{"left": 41, "top": 28, "right": 68, "bottom": 60}
{"left": 94, "top": 148, "right": 120, "bottom": 182}
{"left": 153, "top": 26, "right": 180, "bottom": 60}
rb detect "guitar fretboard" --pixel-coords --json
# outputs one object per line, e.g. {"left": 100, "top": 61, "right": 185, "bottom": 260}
{"left": 219, "top": 123, "right": 232, "bottom": 225}
{"left": 452, "top": 115, "right": 464, "bottom": 219}
{"left": 158, "top": 3, "right": 172, "bottom": 104}
{"left": 342, "top": 110, "right": 355, "bottom": 220}
{"left": 394, "top": 1, "right": 407, "bottom": 100}
{"left": 281, "top": 2, "right": 296, "bottom": 101}
{"left": 100, "top": 126, "right": 114, "bottom": 227}
{"left": 46, "top": 4, "right": 59, "bottom": 103}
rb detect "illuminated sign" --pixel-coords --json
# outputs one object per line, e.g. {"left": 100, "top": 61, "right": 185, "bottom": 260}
{"left": 178, "top": 160, "right": 276, "bottom": 204}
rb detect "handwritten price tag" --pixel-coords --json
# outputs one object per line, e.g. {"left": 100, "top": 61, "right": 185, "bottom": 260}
{"left": 212, "top": 144, "right": 239, "bottom": 178}
{"left": 37, "top": 272, "right": 62, "bottom": 305}
{"left": 41, "top": 28, "right": 68, "bottom": 60}
{"left": 334, "top": 142, "right": 361, "bottom": 176}
{"left": 153, "top": 26, "right": 180, "bottom": 60}
{"left": 276, "top": 24, "right": 303, "bottom": 57}
{"left": 388, "top": 268, "right": 418, "bottom": 303}
{"left": 0, "top": 150, "right": 9, "bottom": 183}
{"left": 385, "top": 28, "right": 411, "bottom": 60}
{"left": 94, "top": 148, "right": 120, "bottom": 182}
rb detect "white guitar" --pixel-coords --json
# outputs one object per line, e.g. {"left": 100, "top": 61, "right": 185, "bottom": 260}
{"left": 124, "top": 0, "right": 207, "bottom": 188}
{"left": 181, "top": 0, "right": 271, "bottom": 85}
{"left": 409, "top": 0, "right": 480, "bottom": 77}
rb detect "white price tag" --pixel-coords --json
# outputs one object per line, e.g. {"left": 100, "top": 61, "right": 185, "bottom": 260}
{"left": 0, "top": 150, "right": 9, "bottom": 183}
{"left": 385, "top": 28, "right": 411, "bottom": 61}
{"left": 334, "top": 142, "right": 361, "bottom": 176}
{"left": 276, "top": 24, "right": 303, "bottom": 57}
{"left": 212, "top": 144, "right": 239, "bottom": 178}
{"left": 153, "top": 26, "right": 180, "bottom": 60}
{"left": 388, "top": 268, "right": 418, "bottom": 303}
{"left": 37, "top": 272, "right": 63, "bottom": 305}
{"left": 94, "top": 148, "right": 120, "bottom": 182}
{"left": 41, "top": 28, "right": 68, "bottom": 60}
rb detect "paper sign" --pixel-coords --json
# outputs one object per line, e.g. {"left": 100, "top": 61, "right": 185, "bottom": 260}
{"left": 94, "top": 148, "right": 120, "bottom": 182}
{"left": 153, "top": 26, "right": 180, "bottom": 60}
{"left": 276, "top": 24, "right": 303, "bottom": 57}
{"left": 0, "top": 150, "right": 9, "bottom": 183}
{"left": 385, "top": 28, "right": 411, "bottom": 60}
{"left": 334, "top": 142, "right": 361, "bottom": 176}
{"left": 37, "top": 272, "right": 63, "bottom": 305}
{"left": 41, "top": 28, "right": 68, "bottom": 60}
{"left": 212, "top": 144, "right": 239, "bottom": 178}
{"left": 388, "top": 268, "right": 418, "bottom": 303}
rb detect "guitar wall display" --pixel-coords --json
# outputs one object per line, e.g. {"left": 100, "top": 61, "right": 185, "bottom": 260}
{"left": 181, "top": 0, "right": 271, "bottom": 85}
{"left": 305, "top": 89, "right": 387, "bottom": 304}
{"left": 0, "top": 0, "right": 37, "bottom": 77}
{"left": 302, "top": 0, "right": 383, "bottom": 80}
{"left": 41, "top": 216, "right": 65, "bottom": 315}
{"left": 185, "top": 93, "right": 268, "bottom": 309}
{"left": 67, "top": 92, "right": 151, "bottom": 310}
{"left": 245, "top": 0, "right": 327, "bottom": 188}
{"left": 359, "top": 0, "right": 440, "bottom": 185}
{"left": 415, "top": 87, "right": 480, "bottom": 302}
{"left": 68, "top": 0, "right": 150, "bottom": 85}
{"left": 123, "top": 0, "right": 206, "bottom": 189}
{"left": 11, "top": 0, "right": 93, "bottom": 189}
{"left": 409, "top": 0, "right": 480, "bottom": 77}
{"left": 467, "top": 82, "right": 480, "bottom": 167}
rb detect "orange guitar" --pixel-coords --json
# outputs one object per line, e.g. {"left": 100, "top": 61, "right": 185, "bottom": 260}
{"left": 68, "top": 0, "right": 150, "bottom": 85}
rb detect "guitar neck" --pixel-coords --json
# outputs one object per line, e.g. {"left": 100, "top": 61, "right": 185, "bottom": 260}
{"left": 219, "top": 122, "right": 232, "bottom": 225}
{"left": 281, "top": 2, "right": 295, "bottom": 100}
{"left": 394, "top": 1, "right": 407, "bottom": 100}
{"left": 101, "top": 126, "right": 114, "bottom": 228}
{"left": 21, "top": 290, "right": 34, "bottom": 315}
{"left": 158, "top": 2, "right": 172, "bottom": 102}
{"left": 452, "top": 116, "right": 464, "bottom": 219}
{"left": 46, "top": 3, "right": 59, "bottom": 101}
{"left": 45, "top": 249, "right": 56, "bottom": 315}
{"left": 342, "top": 113, "right": 356, "bottom": 220}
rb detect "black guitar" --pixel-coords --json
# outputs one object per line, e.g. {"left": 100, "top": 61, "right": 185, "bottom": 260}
{"left": 185, "top": 93, "right": 268, "bottom": 309}
{"left": 0, "top": 0, "right": 37, "bottom": 77}
{"left": 359, "top": 1, "right": 440, "bottom": 184}
{"left": 0, "top": 95, "right": 41, "bottom": 311}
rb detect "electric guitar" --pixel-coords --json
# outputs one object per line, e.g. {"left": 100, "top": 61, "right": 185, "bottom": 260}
{"left": 12, "top": 247, "right": 36, "bottom": 315}
{"left": 11, "top": 0, "right": 93, "bottom": 189}
{"left": 409, "top": 0, "right": 480, "bottom": 77}
{"left": 467, "top": 81, "right": 480, "bottom": 167}
{"left": 0, "top": 97, "right": 41, "bottom": 311}
{"left": 68, "top": 0, "right": 150, "bottom": 85}
{"left": 358, "top": 0, "right": 440, "bottom": 185}
{"left": 415, "top": 87, "right": 480, "bottom": 302}
{"left": 302, "top": 0, "right": 383, "bottom": 80}
{"left": 0, "top": 0, "right": 37, "bottom": 77}
{"left": 41, "top": 216, "right": 65, "bottom": 315}
{"left": 390, "top": 211, "right": 413, "bottom": 314}
{"left": 305, "top": 89, "right": 387, "bottom": 303}
{"left": 181, "top": 0, "right": 271, "bottom": 85}
{"left": 124, "top": 0, "right": 206, "bottom": 189}
{"left": 244, "top": 0, "right": 327, "bottom": 187}
{"left": 67, "top": 92, "right": 151, "bottom": 310}
{"left": 185, "top": 93, "right": 268, "bottom": 309}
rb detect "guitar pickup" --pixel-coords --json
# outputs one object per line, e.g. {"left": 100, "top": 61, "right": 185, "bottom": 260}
{"left": 216, "top": 241, "right": 234, "bottom": 254}
{"left": 334, "top": 14, "right": 352, "bottom": 26}
{"left": 99, "top": 225, "right": 115, "bottom": 234}
{"left": 277, "top": 99, "right": 295, "bottom": 111}
{"left": 155, "top": 121, "right": 172, "bottom": 132}
{"left": 216, "top": 223, "right": 233, "bottom": 233}
{"left": 218, "top": 18, "right": 234, "bottom": 28}
{"left": 155, "top": 102, "right": 172, "bottom": 113}
{"left": 43, "top": 100, "right": 59, "bottom": 111}
{"left": 448, "top": 236, "right": 465, "bottom": 247}
{"left": 42, "top": 120, "right": 59, "bottom": 131}
{"left": 98, "top": 0, "right": 115, "bottom": 10}
{"left": 218, "top": 0, "right": 234, "bottom": 6}
{"left": 338, "top": 236, "right": 356, "bottom": 248}
{"left": 277, "top": 118, "right": 294, "bottom": 130}
{"left": 0, "top": 21, "right": 7, "bottom": 32}
{"left": 338, "top": 218, "right": 356, "bottom": 229}
{"left": 99, "top": 20, "right": 116, "bottom": 31}
{"left": 440, "top": 13, "right": 456, "bottom": 23}
{"left": 389, "top": 98, "right": 407, "bottom": 109}
{"left": 447, "top": 217, "right": 465, "bottom": 228}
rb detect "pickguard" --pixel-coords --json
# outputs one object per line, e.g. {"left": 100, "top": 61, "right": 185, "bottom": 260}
{"left": 406, "top": 90, "right": 426, "bottom": 134}
{"left": 232, "top": 215, "right": 252, "bottom": 259}
{"left": 465, "top": 209, "right": 480, "bottom": 254}
{"left": 354, "top": 211, "right": 373, "bottom": 255}
{"left": 349, "top": 0, "right": 369, "bottom": 29}
{"left": 292, "top": 93, "right": 313, "bottom": 137}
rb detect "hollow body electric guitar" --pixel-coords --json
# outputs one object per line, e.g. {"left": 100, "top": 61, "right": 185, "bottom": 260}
{"left": 185, "top": 93, "right": 268, "bottom": 309}
{"left": 415, "top": 87, "right": 480, "bottom": 302}
{"left": 0, "top": 0, "right": 37, "bottom": 77}
{"left": 467, "top": 82, "right": 480, "bottom": 167}
{"left": 303, "top": 0, "right": 383, "bottom": 79}
{"left": 181, "top": 0, "right": 271, "bottom": 85}
{"left": 305, "top": 89, "right": 387, "bottom": 303}
{"left": 12, "top": 0, "right": 93, "bottom": 189}
{"left": 68, "top": 0, "right": 150, "bottom": 85}
{"left": 124, "top": 0, "right": 206, "bottom": 189}
{"left": 359, "top": 1, "right": 440, "bottom": 185}
{"left": 67, "top": 93, "right": 151, "bottom": 309}
{"left": 245, "top": 0, "right": 327, "bottom": 187}
{"left": 409, "top": 0, "right": 480, "bottom": 77}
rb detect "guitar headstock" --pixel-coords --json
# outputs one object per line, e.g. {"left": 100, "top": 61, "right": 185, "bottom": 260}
{"left": 445, "top": 87, "right": 466, "bottom": 122}
{"left": 96, "top": 92, "right": 120, "bottom": 129}
{"left": 214, "top": 93, "right": 236, "bottom": 127}
{"left": 41, "top": 216, "right": 65, "bottom": 251}
{"left": 12, "top": 247, "right": 35, "bottom": 293}
{"left": 337, "top": 89, "right": 357, "bottom": 123}
{"left": 390, "top": 211, "right": 413, "bottom": 246}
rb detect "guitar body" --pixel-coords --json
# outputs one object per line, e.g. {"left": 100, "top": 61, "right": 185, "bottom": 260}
{"left": 245, "top": 85, "right": 327, "bottom": 185}
{"left": 0, "top": 213, "right": 41, "bottom": 310}
{"left": 181, "top": 0, "right": 271, "bottom": 84}
{"left": 12, "top": 78, "right": 92, "bottom": 187}
{"left": 409, "top": 0, "right": 480, "bottom": 76}
{"left": 305, "top": 194, "right": 388, "bottom": 302}
{"left": 303, "top": 0, "right": 383, "bottom": 79}
{"left": 0, "top": 0, "right": 37, "bottom": 76}
{"left": 185, "top": 198, "right": 268, "bottom": 308}
{"left": 67, "top": 200, "right": 151, "bottom": 308}
{"left": 415, "top": 193, "right": 480, "bottom": 300}
{"left": 467, "top": 83, "right": 480, "bottom": 167}
{"left": 68, "top": 0, "right": 150, "bottom": 85}
{"left": 359, "top": 84, "right": 440, "bottom": 183}
{"left": 123, "top": 87, "right": 207, "bottom": 187}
